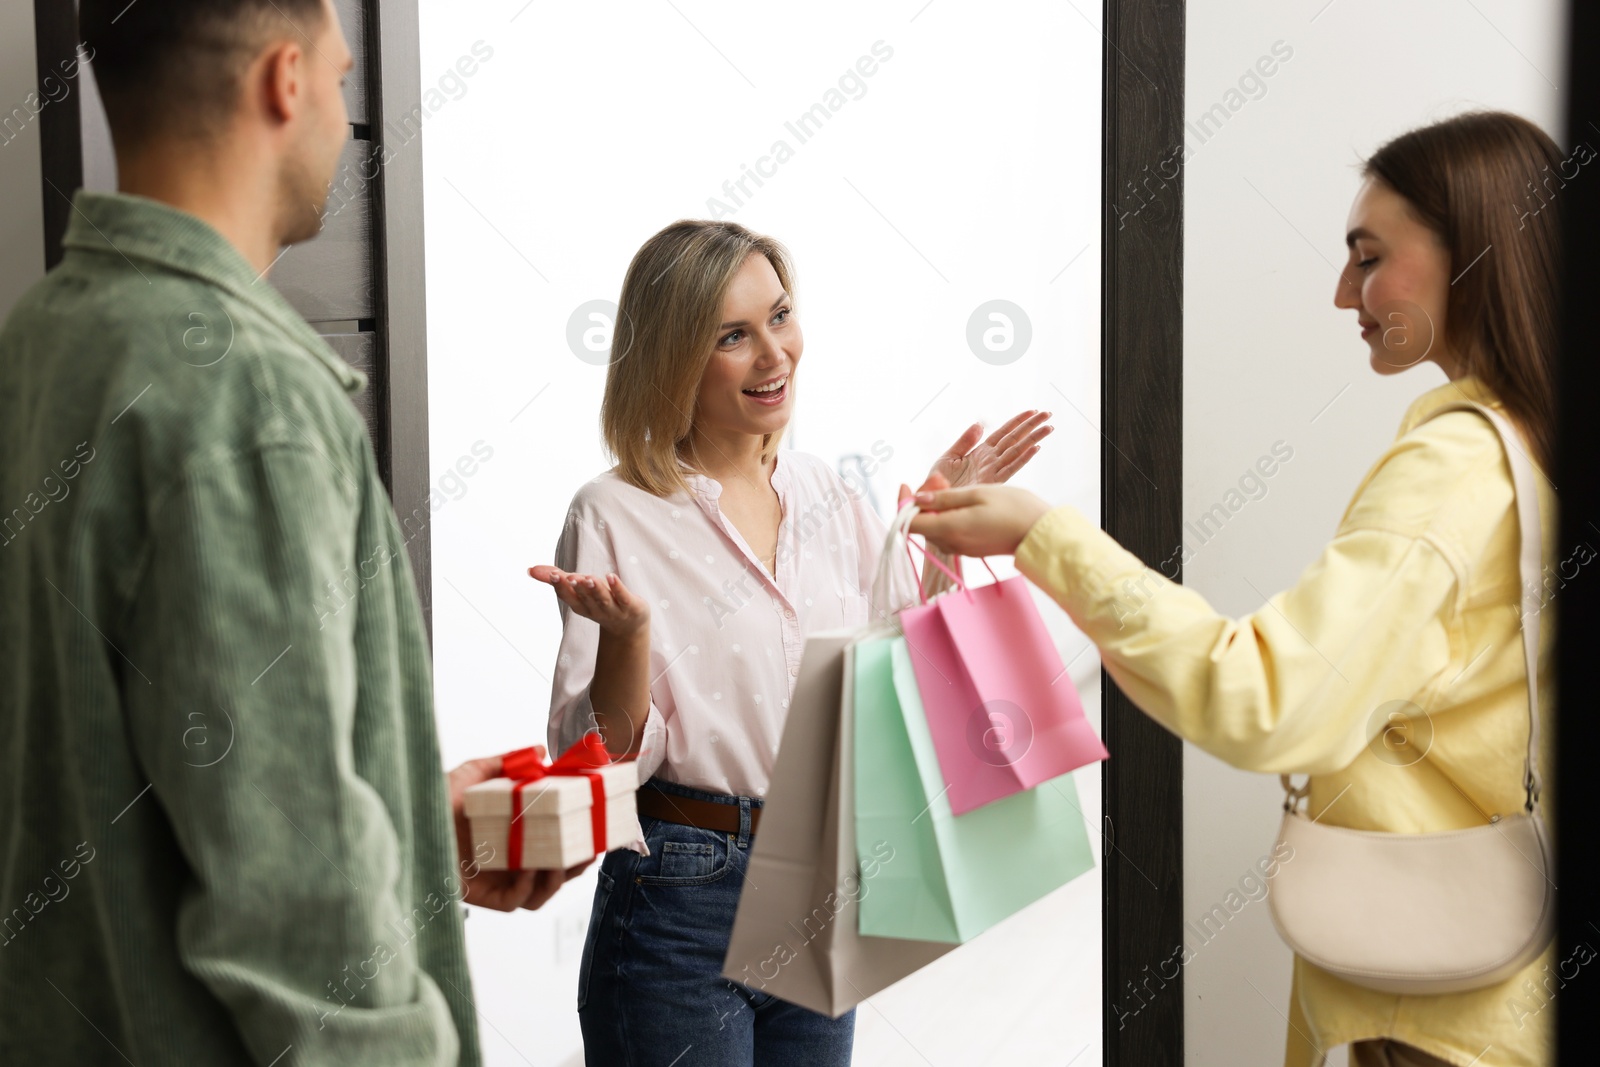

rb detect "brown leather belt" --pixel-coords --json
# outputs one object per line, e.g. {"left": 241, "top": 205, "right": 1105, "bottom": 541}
{"left": 636, "top": 784, "right": 762, "bottom": 835}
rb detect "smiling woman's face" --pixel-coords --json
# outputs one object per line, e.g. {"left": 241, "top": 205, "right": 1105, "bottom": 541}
{"left": 693, "top": 252, "right": 803, "bottom": 438}
{"left": 1334, "top": 176, "right": 1457, "bottom": 378}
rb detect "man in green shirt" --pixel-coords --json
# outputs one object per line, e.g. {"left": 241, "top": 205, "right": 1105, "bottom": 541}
{"left": 0, "top": 1, "right": 578, "bottom": 1062}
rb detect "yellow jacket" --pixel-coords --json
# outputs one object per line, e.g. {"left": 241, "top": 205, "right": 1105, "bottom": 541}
{"left": 1014, "top": 377, "right": 1561, "bottom": 1067}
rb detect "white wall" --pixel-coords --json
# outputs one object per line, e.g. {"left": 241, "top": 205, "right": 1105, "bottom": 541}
{"left": 1, "top": 1, "right": 45, "bottom": 318}
{"left": 1180, "top": 2, "right": 1564, "bottom": 1064}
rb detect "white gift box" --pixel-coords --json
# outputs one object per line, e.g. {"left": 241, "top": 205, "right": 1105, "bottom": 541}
{"left": 465, "top": 762, "right": 640, "bottom": 871}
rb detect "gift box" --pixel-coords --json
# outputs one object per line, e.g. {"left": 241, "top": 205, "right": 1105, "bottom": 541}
{"left": 464, "top": 736, "right": 640, "bottom": 870}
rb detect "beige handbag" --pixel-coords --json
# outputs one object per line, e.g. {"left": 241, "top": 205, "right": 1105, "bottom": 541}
{"left": 1266, "top": 401, "right": 1555, "bottom": 995}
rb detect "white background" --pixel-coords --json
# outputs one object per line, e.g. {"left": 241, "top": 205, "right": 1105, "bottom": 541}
{"left": 1180, "top": 1, "right": 1564, "bottom": 1064}
{"left": 418, "top": 1, "right": 1106, "bottom": 1064}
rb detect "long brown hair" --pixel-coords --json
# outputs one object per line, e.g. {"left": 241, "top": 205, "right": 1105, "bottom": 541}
{"left": 1364, "top": 111, "right": 1562, "bottom": 471}
{"left": 602, "top": 220, "right": 797, "bottom": 498}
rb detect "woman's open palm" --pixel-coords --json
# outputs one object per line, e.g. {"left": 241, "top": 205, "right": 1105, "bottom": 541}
{"left": 931, "top": 409, "right": 1053, "bottom": 489}
{"left": 529, "top": 565, "right": 649, "bottom": 636}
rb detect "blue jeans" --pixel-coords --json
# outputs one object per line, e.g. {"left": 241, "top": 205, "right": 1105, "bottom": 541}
{"left": 577, "top": 778, "right": 857, "bottom": 1066}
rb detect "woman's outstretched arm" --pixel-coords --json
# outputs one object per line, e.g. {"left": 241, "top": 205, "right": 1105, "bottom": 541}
{"left": 538, "top": 495, "right": 664, "bottom": 767}
{"left": 909, "top": 415, "right": 1511, "bottom": 775}
{"left": 1006, "top": 507, "right": 1458, "bottom": 774}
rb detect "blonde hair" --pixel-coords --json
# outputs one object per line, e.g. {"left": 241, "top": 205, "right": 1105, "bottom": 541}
{"left": 602, "top": 219, "right": 797, "bottom": 498}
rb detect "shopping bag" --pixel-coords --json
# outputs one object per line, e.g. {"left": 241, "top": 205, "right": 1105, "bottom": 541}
{"left": 854, "top": 633, "right": 1097, "bottom": 942}
{"left": 721, "top": 630, "right": 953, "bottom": 1018}
{"left": 898, "top": 541, "right": 1108, "bottom": 815}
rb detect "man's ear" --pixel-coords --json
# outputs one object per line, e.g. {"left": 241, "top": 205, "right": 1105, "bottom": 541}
{"left": 256, "top": 37, "right": 308, "bottom": 125}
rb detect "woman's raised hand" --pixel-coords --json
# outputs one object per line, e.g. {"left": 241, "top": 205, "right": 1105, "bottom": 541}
{"left": 529, "top": 565, "right": 649, "bottom": 636}
{"left": 928, "top": 409, "right": 1053, "bottom": 489}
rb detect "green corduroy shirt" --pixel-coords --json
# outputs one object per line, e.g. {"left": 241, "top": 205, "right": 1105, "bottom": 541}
{"left": 0, "top": 191, "right": 480, "bottom": 1066}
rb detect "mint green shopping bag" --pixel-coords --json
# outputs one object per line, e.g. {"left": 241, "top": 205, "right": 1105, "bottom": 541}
{"left": 854, "top": 634, "right": 1097, "bottom": 943}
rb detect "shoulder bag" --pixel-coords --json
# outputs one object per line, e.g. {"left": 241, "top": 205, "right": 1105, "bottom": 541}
{"left": 1266, "top": 400, "right": 1555, "bottom": 995}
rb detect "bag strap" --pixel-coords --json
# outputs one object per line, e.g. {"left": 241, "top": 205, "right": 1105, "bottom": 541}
{"left": 869, "top": 503, "right": 924, "bottom": 621}
{"left": 872, "top": 500, "right": 1001, "bottom": 615}
{"left": 1281, "top": 399, "right": 1545, "bottom": 816}
{"left": 1424, "top": 401, "right": 1545, "bottom": 813}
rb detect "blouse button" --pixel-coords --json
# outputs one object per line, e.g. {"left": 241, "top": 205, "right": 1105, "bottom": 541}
{"left": 784, "top": 608, "right": 795, "bottom": 619}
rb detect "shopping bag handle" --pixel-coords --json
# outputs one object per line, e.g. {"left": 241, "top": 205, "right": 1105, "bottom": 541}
{"left": 896, "top": 495, "right": 1000, "bottom": 605}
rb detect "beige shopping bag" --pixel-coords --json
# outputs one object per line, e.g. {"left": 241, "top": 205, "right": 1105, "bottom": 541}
{"left": 721, "top": 629, "right": 954, "bottom": 1017}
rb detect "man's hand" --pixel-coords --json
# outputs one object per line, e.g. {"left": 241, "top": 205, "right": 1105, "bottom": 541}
{"left": 448, "top": 752, "right": 594, "bottom": 912}
{"left": 929, "top": 409, "right": 1052, "bottom": 490}
{"left": 906, "top": 474, "right": 1053, "bottom": 558}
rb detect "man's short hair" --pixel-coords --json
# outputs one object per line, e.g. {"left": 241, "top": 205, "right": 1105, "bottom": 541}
{"left": 80, "top": 0, "right": 330, "bottom": 149}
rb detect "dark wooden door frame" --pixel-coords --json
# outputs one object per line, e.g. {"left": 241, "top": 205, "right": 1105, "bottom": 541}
{"left": 1558, "top": 0, "right": 1600, "bottom": 1057}
{"left": 1101, "top": 0, "right": 1186, "bottom": 1063}
{"left": 32, "top": 0, "right": 84, "bottom": 271}
{"left": 33, "top": 0, "right": 434, "bottom": 640}
{"left": 367, "top": 0, "right": 433, "bottom": 636}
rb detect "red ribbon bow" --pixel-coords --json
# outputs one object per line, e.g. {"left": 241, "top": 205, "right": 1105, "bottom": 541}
{"left": 501, "top": 733, "right": 613, "bottom": 870}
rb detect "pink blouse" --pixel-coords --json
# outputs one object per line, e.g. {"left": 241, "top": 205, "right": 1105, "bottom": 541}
{"left": 545, "top": 448, "right": 910, "bottom": 800}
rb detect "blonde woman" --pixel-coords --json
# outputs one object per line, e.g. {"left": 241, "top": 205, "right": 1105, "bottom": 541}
{"left": 529, "top": 220, "right": 1052, "bottom": 1065}
{"left": 908, "top": 111, "right": 1560, "bottom": 1067}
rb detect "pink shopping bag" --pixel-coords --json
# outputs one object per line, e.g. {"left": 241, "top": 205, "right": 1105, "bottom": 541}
{"left": 897, "top": 538, "right": 1108, "bottom": 815}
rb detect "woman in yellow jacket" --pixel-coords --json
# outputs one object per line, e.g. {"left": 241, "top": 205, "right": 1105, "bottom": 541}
{"left": 907, "top": 110, "right": 1562, "bottom": 1067}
